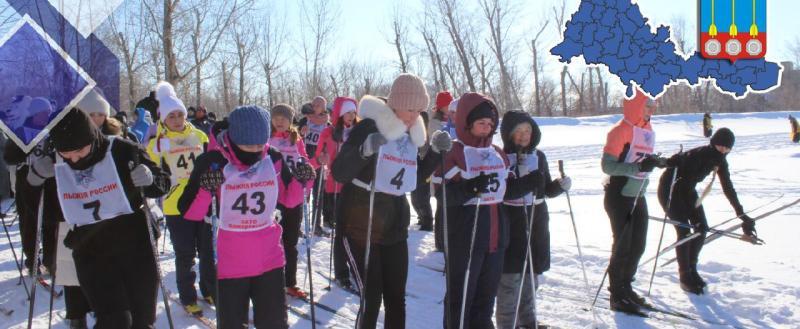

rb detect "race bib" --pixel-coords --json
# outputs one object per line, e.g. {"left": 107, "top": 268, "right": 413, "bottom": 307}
{"left": 269, "top": 135, "right": 302, "bottom": 168}
{"left": 624, "top": 126, "right": 656, "bottom": 180}
{"left": 55, "top": 138, "right": 133, "bottom": 226}
{"left": 504, "top": 152, "right": 539, "bottom": 206}
{"left": 463, "top": 145, "right": 508, "bottom": 205}
{"left": 304, "top": 123, "right": 326, "bottom": 146}
{"left": 163, "top": 137, "right": 202, "bottom": 181}
{"left": 219, "top": 158, "right": 279, "bottom": 232}
{"left": 374, "top": 135, "right": 418, "bottom": 196}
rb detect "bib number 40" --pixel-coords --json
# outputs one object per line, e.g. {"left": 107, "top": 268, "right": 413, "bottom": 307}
{"left": 232, "top": 192, "right": 267, "bottom": 215}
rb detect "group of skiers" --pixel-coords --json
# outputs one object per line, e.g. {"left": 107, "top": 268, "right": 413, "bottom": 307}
{"left": 1, "top": 72, "right": 763, "bottom": 329}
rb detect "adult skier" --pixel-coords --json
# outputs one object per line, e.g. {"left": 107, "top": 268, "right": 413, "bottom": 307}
{"left": 601, "top": 91, "right": 666, "bottom": 315}
{"left": 657, "top": 127, "right": 757, "bottom": 294}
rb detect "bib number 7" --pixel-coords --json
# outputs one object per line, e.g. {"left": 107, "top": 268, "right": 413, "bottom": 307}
{"left": 83, "top": 200, "right": 101, "bottom": 222}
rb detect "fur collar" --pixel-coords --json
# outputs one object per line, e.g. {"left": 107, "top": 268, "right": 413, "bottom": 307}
{"left": 358, "top": 95, "right": 426, "bottom": 147}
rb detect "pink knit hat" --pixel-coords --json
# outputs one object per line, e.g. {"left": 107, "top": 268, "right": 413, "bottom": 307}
{"left": 387, "top": 73, "right": 429, "bottom": 111}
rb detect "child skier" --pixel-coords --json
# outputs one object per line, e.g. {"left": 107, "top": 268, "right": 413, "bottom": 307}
{"left": 331, "top": 74, "right": 446, "bottom": 329}
{"left": 429, "top": 91, "right": 455, "bottom": 250}
{"left": 657, "top": 127, "right": 757, "bottom": 294}
{"left": 43, "top": 107, "right": 169, "bottom": 327}
{"left": 495, "top": 110, "right": 571, "bottom": 328}
{"left": 436, "top": 93, "right": 537, "bottom": 328}
{"left": 146, "top": 81, "right": 212, "bottom": 314}
{"left": 267, "top": 104, "right": 313, "bottom": 298}
{"left": 312, "top": 96, "right": 358, "bottom": 289}
{"left": 790, "top": 115, "right": 799, "bottom": 143}
{"left": 601, "top": 91, "right": 667, "bottom": 315}
{"left": 179, "top": 105, "right": 313, "bottom": 328}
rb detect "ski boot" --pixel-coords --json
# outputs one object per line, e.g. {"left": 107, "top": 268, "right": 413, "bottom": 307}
{"left": 691, "top": 269, "right": 707, "bottom": 289}
{"left": 610, "top": 293, "right": 646, "bottom": 317}
{"left": 286, "top": 286, "right": 309, "bottom": 299}
{"left": 183, "top": 303, "right": 203, "bottom": 316}
{"left": 679, "top": 271, "right": 704, "bottom": 295}
{"left": 626, "top": 285, "right": 653, "bottom": 309}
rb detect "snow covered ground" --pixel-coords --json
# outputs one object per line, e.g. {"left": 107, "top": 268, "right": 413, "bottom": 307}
{"left": 0, "top": 111, "right": 798, "bottom": 328}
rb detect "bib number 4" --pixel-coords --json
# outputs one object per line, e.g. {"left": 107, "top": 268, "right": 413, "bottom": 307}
{"left": 390, "top": 168, "right": 406, "bottom": 190}
{"left": 232, "top": 192, "right": 267, "bottom": 215}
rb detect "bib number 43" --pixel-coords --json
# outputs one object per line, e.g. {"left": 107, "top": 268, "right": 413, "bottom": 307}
{"left": 232, "top": 192, "right": 267, "bottom": 215}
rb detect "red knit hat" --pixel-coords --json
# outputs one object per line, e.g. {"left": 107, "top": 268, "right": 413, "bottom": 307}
{"left": 435, "top": 91, "right": 453, "bottom": 110}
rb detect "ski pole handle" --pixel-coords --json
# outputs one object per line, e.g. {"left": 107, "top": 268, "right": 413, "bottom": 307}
{"left": 558, "top": 160, "right": 565, "bottom": 179}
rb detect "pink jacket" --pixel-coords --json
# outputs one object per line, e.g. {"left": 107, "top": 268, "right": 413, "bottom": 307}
{"left": 269, "top": 131, "right": 313, "bottom": 208}
{"left": 179, "top": 132, "right": 310, "bottom": 279}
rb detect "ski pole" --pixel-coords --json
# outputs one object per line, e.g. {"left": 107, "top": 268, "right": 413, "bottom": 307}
{"left": 0, "top": 200, "right": 29, "bottom": 299}
{"left": 591, "top": 175, "right": 648, "bottom": 309}
{"left": 27, "top": 192, "right": 45, "bottom": 329}
{"left": 558, "top": 160, "right": 598, "bottom": 327}
{"left": 298, "top": 160, "right": 318, "bottom": 329}
{"left": 130, "top": 157, "right": 175, "bottom": 329}
{"left": 47, "top": 224, "right": 59, "bottom": 329}
{"left": 328, "top": 144, "right": 342, "bottom": 291}
{"left": 647, "top": 145, "right": 681, "bottom": 297}
{"left": 459, "top": 195, "right": 482, "bottom": 329}
{"left": 655, "top": 196, "right": 788, "bottom": 269}
{"left": 440, "top": 154, "right": 453, "bottom": 329}
{"left": 513, "top": 194, "right": 538, "bottom": 329}
{"left": 357, "top": 162, "right": 378, "bottom": 329}
{"left": 651, "top": 216, "right": 765, "bottom": 244}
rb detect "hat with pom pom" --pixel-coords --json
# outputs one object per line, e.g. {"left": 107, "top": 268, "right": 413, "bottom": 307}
{"left": 155, "top": 81, "right": 187, "bottom": 120}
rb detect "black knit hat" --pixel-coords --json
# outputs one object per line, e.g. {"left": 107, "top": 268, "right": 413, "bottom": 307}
{"left": 466, "top": 101, "right": 497, "bottom": 127}
{"left": 710, "top": 127, "right": 735, "bottom": 148}
{"left": 50, "top": 107, "right": 101, "bottom": 152}
{"left": 500, "top": 110, "right": 541, "bottom": 152}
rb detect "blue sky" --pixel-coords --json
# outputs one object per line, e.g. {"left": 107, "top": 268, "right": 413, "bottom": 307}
{"left": 272, "top": 0, "right": 798, "bottom": 72}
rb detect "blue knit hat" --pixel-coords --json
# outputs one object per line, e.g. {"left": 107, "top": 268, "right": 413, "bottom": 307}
{"left": 228, "top": 105, "right": 271, "bottom": 145}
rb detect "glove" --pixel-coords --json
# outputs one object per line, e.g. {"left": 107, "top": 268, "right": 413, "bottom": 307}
{"left": 693, "top": 220, "right": 709, "bottom": 233}
{"left": 741, "top": 214, "right": 756, "bottom": 237}
{"left": 638, "top": 154, "right": 666, "bottom": 172}
{"left": 361, "top": 133, "right": 388, "bottom": 158}
{"left": 520, "top": 171, "right": 543, "bottom": 192}
{"left": 557, "top": 176, "right": 572, "bottom": 192}
{"left": 199, "top": 168, "right": 225, "bottom": 192}
{"left": 293, "top": 161, "right": 316, "bottom": 183}
{"left": 430, "top": 130, "right": 453, "bottom": 154}
{"left": 26, "top": 155, "right": 55, "bottom": 186}
{"left": 130, "top": 164, "right": 154, "bottom": 187}
{"left": 463, "top": 173, "right": 491, "bottom": 194}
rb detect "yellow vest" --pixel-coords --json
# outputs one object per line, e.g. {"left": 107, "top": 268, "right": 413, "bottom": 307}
{"left": 147, "top": 122, "right": 209, "bottom": 215}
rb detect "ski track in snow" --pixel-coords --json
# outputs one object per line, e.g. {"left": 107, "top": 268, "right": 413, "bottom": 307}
{"left": 0, "top": 111, "right": 798, "bottom": 328}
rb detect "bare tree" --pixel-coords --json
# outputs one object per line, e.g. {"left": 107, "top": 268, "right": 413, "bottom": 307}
{"left": 530, "top": 21, "right": 549, "bottom": 116}
{"left": 298, "top": 0, "right": 340, "bottom": 97}
{"left": 388, "top": 6, "right": 410, "bottom": 73}
{"left": 479, "top": 0, "right": 522, "bottom": 110}
{"left": 107, "top": 1, "right": 151, "bottom": 111}
{"left": 435, "top": 0, "right": 477, "bottom": 92}
{"left": 232, "top": 16, "right": 258, "bottom": 105}
{"left": 420, "top": 11, "right": 448, "bottom": 92}
{"left": 254, "top": 8, "right": 288, "bottom": 107}
{"left": 144, "top": 0, "right": 250, "bottom": 86}
{"left": 553, "top": 0, "right": 568, "bottom": 115}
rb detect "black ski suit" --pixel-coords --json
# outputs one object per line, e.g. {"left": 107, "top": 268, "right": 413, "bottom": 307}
{"left": 61, "top": 138, "right": 170, "bottom": 328}
{"left": 331, "top": 98, "right": 438, "bottom": 329}
{"left": 657, "top": 145, "right": 746, "bottom": 278}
